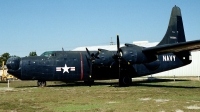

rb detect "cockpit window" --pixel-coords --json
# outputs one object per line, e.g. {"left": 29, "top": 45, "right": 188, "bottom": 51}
{"left": 40, "top": 51, "right": 56, "bottom": 57}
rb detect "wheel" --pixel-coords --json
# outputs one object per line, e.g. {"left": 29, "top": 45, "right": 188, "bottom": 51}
{"left": 42, "top": 81, "right": 46, "bottom": 87}
{"left": 119, "top": 75, "right": 132, "bottom": 87}
{"left": 37, "top": 80, "right": 42, "bottom": 87}
{"left": 37, "top": 80, "right": 46, "bottom": 87}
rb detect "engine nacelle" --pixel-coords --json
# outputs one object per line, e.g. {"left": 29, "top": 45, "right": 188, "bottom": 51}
{"left": 121, "top": 46, "right": 157, "bottom": 65}
{"left": 93, "top": 49, "right": 114, "bottom": 66}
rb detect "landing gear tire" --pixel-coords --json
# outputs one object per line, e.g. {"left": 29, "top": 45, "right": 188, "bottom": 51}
{"left": 119, "top": 75, "right": 132, "bottom": 87}
{"left": 37, "top": 80, "right": 46, "bottom": 87}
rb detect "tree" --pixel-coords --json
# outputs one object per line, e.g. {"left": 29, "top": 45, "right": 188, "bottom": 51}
{"left": 29, "top": 51, "right": 37, "bottom": 56}
{"left": 0, "top": 53, "right": 11, "bottom": 67}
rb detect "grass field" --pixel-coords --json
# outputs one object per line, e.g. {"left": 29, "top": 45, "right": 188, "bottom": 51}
{"left": 0, "top": 77, "right": 200, "bottom": 112}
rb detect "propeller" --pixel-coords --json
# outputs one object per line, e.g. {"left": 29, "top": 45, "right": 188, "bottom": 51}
{"left": 85, "top": 48, "right": 100, "bottom": 86}
{"left": 110, "top": 35, "right": 124, "bottom": 86}
{"left": 86, "top": 48, "right": 99, "bottom": 60}
{"left": 116, "top": 35, "right": 122, "bottom": 86}
{"left": 115, "top": 35, "right": 133, "bottom": 86}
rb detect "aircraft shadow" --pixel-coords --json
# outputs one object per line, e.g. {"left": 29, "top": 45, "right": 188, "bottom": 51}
{"left": 132, "top": 83, "right": 200, "bottom": 89}
{"left": 16, "top": 78, "right": 200, "bottom": 89}
{"left": 47, "top": 78, "right": 180, "bottom": 88}
{"left": 133, "top": 78, "right": 187, "bottom": 84}
{"left": 47, "top": 81, "right": 119, "bottom": 88}
{"left": 16, "top": 81, "right": 118, "bottom": 88}
{"left": 109, "top": 78, "right": 200, "bottom": 89}
{"left": 129, "top": 78, "right": 200, "bottom": 89}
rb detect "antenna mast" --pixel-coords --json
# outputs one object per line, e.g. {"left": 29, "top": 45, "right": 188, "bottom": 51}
{"left": 110, "top": 37, "right": 114, "bottom": 45}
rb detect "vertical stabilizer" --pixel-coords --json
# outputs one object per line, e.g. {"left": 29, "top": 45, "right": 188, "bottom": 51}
{"left": 157, "top": 5, "right": 186, "bottom": 46}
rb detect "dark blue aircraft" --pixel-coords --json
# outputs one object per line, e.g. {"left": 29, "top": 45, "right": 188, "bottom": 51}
{"left": 6, "top": 6, "right": 200, "bottom": 87}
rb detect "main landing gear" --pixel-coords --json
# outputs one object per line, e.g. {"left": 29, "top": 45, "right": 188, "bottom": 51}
{"left": 118, "top": 68, "right": 132, "bottom": 87}
{"left": 37, "top": 80, "right": 46, "bottom": 87}
{"left": 119, "top": 74, "right": 132, "bottom": 87}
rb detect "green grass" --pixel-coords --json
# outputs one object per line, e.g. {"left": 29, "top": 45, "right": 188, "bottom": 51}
{"left": 0, "top": 78, "right": 200, "bottom": 112}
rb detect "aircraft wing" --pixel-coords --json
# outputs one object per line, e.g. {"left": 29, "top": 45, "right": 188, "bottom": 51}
{"left": 142, "top": 40, "right": 200, "bottom": 54}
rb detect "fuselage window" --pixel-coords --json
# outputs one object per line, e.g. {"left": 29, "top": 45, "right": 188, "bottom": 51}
{"left": 40, "top": 51, "right": 56, "bottom": 57}
{"left": 51, "top": 53, "right": 56, "bottom": 56}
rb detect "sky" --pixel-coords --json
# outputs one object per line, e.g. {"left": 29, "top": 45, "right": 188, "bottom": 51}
{"left": 1, "top": 0, "right": 200, "bottom": 57}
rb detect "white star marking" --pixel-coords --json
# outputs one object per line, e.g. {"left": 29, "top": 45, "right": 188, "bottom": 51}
{"left": 62, "top": 64, "right": 70, "bottom": 73}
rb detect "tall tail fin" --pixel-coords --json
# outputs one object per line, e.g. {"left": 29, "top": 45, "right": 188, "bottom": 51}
{"left": 157, "top": 5, "right": 186, "bottom": 46}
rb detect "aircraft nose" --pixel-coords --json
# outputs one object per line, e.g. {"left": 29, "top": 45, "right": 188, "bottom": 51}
{"left": 6, "top": 57, "right": 21, "bottom": 70}
{"left": 6, "top": 57, "right": 21, "bottom": 79}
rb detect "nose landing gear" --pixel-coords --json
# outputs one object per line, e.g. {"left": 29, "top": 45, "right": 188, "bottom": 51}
{"left": 37, "top": 80, "right": 46, "bottom": 87}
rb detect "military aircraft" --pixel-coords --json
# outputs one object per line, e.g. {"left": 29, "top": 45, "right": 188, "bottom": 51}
{"left": 6, "top": 6, "right": 200, "bottom": 87}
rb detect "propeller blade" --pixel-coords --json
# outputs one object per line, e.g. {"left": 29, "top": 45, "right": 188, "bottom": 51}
{"left": 85, "top": 55, "right": 90, "bottom": 67}
{"left": 89, "top": 61, "right": 93, "bottom": 78}
{"left": 118, "top": 58, "right": 121, "bottom": 86}
{"left": 86, "top": 47, "right": 91, "bottom": 56}
{"left": 88, "top": 60, "right": 93, "bottom": 87}
{"left": 117, "top": 35, "right": 120, "bottom": 52}
{"left": 116, "top": 35, "right": 121, "bottom": 86}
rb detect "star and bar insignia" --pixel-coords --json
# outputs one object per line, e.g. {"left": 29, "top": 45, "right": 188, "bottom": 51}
{"left": 56, "top": 64, "right": 75, "bottom": 73}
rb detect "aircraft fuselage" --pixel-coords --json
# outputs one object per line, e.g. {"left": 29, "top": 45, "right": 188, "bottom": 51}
{"left": 7, "top": 50, "right": 191, "bottom": 82}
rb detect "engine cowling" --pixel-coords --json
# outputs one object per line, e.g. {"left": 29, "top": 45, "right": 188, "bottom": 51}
{"left": 120, "top": 46, "right": 157, "bottom": 65}
{"left": 93, "top": 49, "right": 114, "bottom": 66}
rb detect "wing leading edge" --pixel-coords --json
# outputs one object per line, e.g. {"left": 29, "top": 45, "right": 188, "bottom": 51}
{"left": 143, "top": 40, "right": 200, "bottom": 54}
